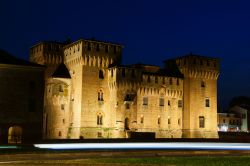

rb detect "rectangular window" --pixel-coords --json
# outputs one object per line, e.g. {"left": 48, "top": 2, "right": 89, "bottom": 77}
{"left": 201, "top": 81, "right": 205, "bottom": 88}
{"left": 199, "top": 116, "right": 205, "bottom": 128}
{"left": 205, "top": 99, "right": 210, "bottom": 107}
{"left": 178, "top": 100, "right": 182, "bottom": 108}
{"left": 159, "top": 98, "right": 164, "bottom": 106}
{"left": 61, "top": 104, "right": 65, "bottom": 110}
{"left": 143, "top": 97, "right": 148, "bottom": 106}
{"left": 168, "top": 118, "right": 171, "bottom": 124}
{"left": 59, "top": 85, "right": 63, "bottom": 92}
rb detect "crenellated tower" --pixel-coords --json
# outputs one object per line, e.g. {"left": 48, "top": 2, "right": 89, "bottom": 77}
{"left": 63, "top": 39, "right": 123, "bottom": 138}
{"left": 171, "top": 54, "right": 220, "bottom": 138}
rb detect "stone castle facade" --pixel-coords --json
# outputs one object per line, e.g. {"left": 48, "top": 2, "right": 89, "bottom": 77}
{"left": 30, "top": 39, "right": 219, "bottom": 139}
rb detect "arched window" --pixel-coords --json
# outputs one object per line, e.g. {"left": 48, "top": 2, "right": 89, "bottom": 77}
{"left": 125, "top": 118, "right": 130, "bottom": 130}
{"left": 97, "top": 114, "right": 103, "bottom": 125}
{"left": 98, "top": 90, "right": 104, "bottom": 101}
{"left": 99, "top": 70, "right": 104, "bottom": 79}
{"left": 59, "top": 131, "right": 62, "bottom": 137}
{"left": 158, "top": 116, "right": 161, "bottom": 125}
{"left": 140, "top": 115, "right": 144, "bottom": 124}
{"left": 8, "top": 126, "right": 22, "bottom": 144}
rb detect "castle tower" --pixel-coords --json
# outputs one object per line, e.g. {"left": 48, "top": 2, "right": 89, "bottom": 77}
{"left": 63, "top": 39, "right": 123, "bottom": 138}
{"left": 172, "top": 54, "right": 219, "bottom": 138}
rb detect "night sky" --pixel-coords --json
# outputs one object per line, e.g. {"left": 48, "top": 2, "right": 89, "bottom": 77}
{"left": 1, "top": 0, "right": 250, "bottom": 109}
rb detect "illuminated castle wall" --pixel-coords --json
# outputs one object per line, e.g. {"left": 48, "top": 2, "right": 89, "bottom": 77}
{"left": 30, "top": 39, "right": 219, "bottom": 139}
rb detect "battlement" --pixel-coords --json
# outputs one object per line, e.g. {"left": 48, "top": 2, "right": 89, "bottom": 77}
{"left": 30, "top": 42, "right": 64, "bottom": 65}
{"left": 174, "top": 54, "right": 219, "bottom": 71}
{"left": 63, "top": 39, "right": 123, "bottom": 67}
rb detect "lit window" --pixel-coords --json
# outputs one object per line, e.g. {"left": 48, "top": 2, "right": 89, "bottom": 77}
{"left": 205, "top": 99, "right": 210, "bottom": 107}
{"left": 178, "top": 100, "right": 182, "bottom": 108}
{"left": 143, "top": 97, "right": 148, "bottom": 106}
{"left": 159, "top": 98, "right": 164, "bottom": 106}
{"left": 97, "top": 114, "right": 103, "bottom": 125}
{"left": 199, "top": 116, "right": 205, "bottom": 128}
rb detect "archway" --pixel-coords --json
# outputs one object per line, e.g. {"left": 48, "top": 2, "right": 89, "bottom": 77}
{"left": 8, "top": 126, "right": 22, "bottom": 144}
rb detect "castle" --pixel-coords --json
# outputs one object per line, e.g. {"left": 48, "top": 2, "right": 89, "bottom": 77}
{"left": 30, "top": 39, "right": 220, "bottom": 139}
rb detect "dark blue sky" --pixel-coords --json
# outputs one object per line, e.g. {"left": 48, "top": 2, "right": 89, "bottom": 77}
{"left": 1, "top": 0, "right": 250, "bottom": 109}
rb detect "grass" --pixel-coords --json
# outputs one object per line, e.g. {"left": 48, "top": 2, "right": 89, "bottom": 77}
{"left": 2, "top": 156, "right": 250, "bottom": 166}
{"left": 91, "top": 156, "right": 250, "bottom": 166}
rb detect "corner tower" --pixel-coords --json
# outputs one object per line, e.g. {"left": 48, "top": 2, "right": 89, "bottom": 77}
{"left": 169, "top": 54, "right": 219, "bottom": 138}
